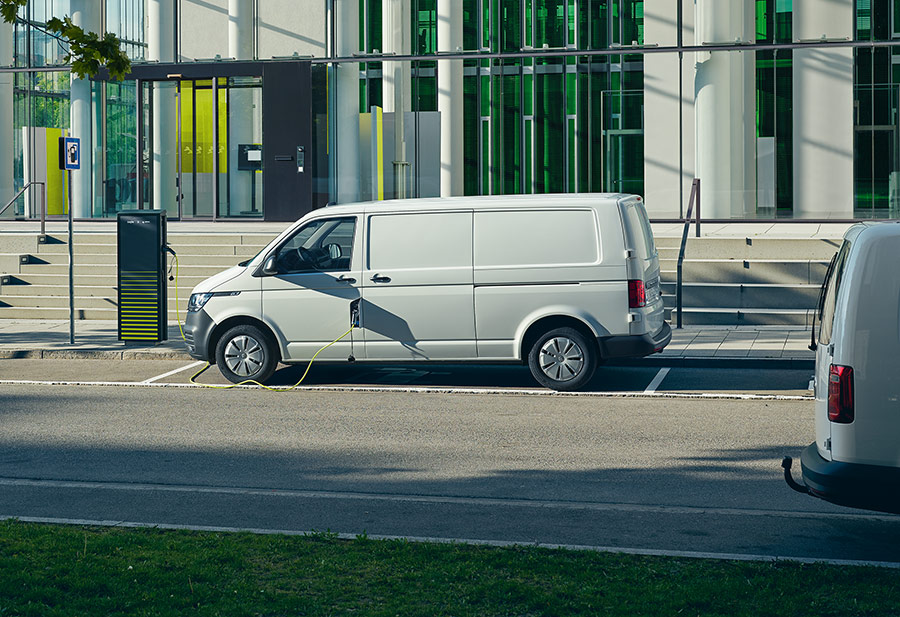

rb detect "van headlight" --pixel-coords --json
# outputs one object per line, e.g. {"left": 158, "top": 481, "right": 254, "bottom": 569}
{"left": 187, "top": 293, "right": 214, "bottom": 313}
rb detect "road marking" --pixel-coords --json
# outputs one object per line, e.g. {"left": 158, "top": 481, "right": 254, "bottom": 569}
{"left": 3, "top": 514, "right": 898, "bottom": 569}
{"left": 644, "top": 368, "right": 670, "bottom": 393}
{"left": 0, "top": 379, "right": 814, "bottom": 400}
{"left": 141, "top": 361, "right": 204, "bottom": 384}
{"left": 0, "top": 378, "right": 815, "bottom": 399}
{"left": 0, "top": 477, "right": 889, "bottom": 522}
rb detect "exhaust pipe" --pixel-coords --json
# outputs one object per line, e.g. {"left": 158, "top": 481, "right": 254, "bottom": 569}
{"left": 781, "top": 457, "right": 810, "bottom": 495}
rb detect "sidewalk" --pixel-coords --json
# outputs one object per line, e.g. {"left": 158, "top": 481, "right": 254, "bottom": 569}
{"left": 0, "top": 319, "right": 815, "bottom": 367}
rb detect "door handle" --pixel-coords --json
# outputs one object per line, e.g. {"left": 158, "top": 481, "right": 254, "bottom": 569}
{"left": 370, "top": 274, "right": 391, "bottom": 283}
{"left": 337, "top": 275, "right": 356, "bottom": 284}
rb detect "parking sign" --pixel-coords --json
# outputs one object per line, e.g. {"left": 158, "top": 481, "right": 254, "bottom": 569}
{"left": 59, "top": 137, "right": 81, "bottom": 171}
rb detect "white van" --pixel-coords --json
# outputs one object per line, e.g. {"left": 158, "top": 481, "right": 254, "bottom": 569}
{"left": 183, "top": 194, "right": 671, "bottom": 391}
{"left": 784, "top": 222, "right": 900, "bottom": 513}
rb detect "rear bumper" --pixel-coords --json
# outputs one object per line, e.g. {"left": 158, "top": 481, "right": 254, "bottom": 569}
{"left": 598, "top": 321, "right": 672, "bottom": 360}
{"left": 800, "top": 442, "right": 900, "bottom": 514}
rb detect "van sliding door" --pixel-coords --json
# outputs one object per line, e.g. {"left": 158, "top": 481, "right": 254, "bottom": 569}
{"left": 361, "top": 211, "right": 475, "bottom": 360}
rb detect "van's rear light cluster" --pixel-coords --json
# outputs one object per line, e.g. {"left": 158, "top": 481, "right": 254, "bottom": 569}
{"left": 828, "top": 364, "right": 855, "bottom": 424}
{"left": 628, "top": 280, "right": 646, "bottom": 308}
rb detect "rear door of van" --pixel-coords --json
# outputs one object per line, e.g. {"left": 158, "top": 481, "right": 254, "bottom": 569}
{"left": 361, "top": 210, "right": 476, "bottom": 360}
{"left": 618, "top": 197, "right": 665, "bottom": 335}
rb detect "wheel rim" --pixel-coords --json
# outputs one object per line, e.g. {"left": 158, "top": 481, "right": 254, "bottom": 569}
{"left": 538, "top": 336, "right": 584, "bottom": 382}
{"left": 224, "top": 334, "right": 265, "bottom": 377}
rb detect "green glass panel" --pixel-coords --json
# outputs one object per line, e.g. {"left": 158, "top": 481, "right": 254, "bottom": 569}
{"left": 524, "top": 118, "right": 533, "bottom": 192}
{"left": 535, "top": 65, "right": 564, "bottom": 193}
{"left": 566, "top": 72, "right": 576, "bottom": 115}
{"left": 525, "top": 0, "right": 533, "bottom": 47}
{"left": 502, "top": 72, "right": 522, "bottom": 193}
{"left": 524, "top": 72, "right": 533, "bottom": 116}
{"left": 481, "top": 74, "right": 491, "bottom": 116}
{"left": 482, "top": 120, "right": 490, "bottom": 194}
{"left": 463, "top": 71, "right": 479, "bottom": 195}
{"left": 567, "top": 118, "right": 575, "bottom": 192}
{"left": 463, "top": 0, "right": 478, "bottom": 50}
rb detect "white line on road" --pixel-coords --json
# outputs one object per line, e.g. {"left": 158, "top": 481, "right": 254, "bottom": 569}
{"left": 0, "top": 379, "right": 814, "bottom": 400}
{"left": 3, "top": 514, "right": 898, "bottom": 569}
{"left": 0, "top": 477, "right": 889, "bottom": 522}
{"left": 644, "top": 368, "right": 670, "bottom": 393}
{"left": 140, "top": 361, "right": 204, "bottom": 384}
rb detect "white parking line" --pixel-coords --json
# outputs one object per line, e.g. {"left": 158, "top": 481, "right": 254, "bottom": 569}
{"left": 140, "top": 361, "right": 205, "bottom": 384}
{"left": 644, "top": 368, "right": 670, "bottom": 393}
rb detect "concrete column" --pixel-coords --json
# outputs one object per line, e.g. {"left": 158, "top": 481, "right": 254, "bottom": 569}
{"left": 437, "top": 0, "right": 463, "bottom": 197}
{"left": 792, "top": 0, "right": 854, "bottom": 217}
{"left": 228, "top": 0, "right": 254, "bottom": 215}
{"left": 335, "top": 0, "right": 359, "bottom": 204}
{"left": 70, "top": 0, "right": 100, "bottom": 218}
{"left": 383, "top": 0, "right": 411, "bottom": 198}
{"left": 694, "top": 0, "right": 756, "bottom": 218}
{"left": 147, "top": 0, "right": 177, "bottom": 215}
{"left": 642, "top": 1, "right": 694, "bottom": 217}
{"left": 0, "top": 20, "right": 13, "bottom": 218}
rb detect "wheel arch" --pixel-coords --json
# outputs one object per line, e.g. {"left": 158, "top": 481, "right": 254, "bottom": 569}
{"left": 207, "top": 315, "right": 282, "bottom": 362}
{"left": 518, "top": 313, "right": 602, "bottom": 364}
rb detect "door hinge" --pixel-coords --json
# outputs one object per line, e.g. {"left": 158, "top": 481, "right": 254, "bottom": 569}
{"left": 824, "top": 438, "right": 832, "bottom": 451}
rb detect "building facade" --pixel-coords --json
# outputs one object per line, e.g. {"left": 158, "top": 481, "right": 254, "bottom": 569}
{"left": 0, "top": 0, "right": 898, "bottom": 222}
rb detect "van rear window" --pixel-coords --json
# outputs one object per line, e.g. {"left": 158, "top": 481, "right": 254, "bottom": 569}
{"left": 819, "top": 239, "right": 851, "bottom": 346}
{"left": 474, "top": 209, "right": 599, "bottom": 268}
{"left": 622, "top": 201, "right": 656, "bottom": 261}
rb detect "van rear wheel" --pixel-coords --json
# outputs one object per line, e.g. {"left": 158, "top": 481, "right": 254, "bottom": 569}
{"left": 215, "top": 324, "right": 279, "bottom": 384}
{"left": 527, "top": 327, "right": 597, "bottom": 391}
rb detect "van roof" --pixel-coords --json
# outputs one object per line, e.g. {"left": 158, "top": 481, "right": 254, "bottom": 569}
{"left": 310, "top": 193, "right": 638, "bottom": 218}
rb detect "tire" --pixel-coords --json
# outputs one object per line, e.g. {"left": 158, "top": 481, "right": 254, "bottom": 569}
{"left": 527, "top": 326, "right": 597, "bottom": 391}
{"left": 215, "top": 324, "right": 280, "bottom": 384}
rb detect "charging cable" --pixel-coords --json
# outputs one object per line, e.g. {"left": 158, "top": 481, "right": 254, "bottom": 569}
{"left": 167, "top": 245, "right": 356, "bottom": 391}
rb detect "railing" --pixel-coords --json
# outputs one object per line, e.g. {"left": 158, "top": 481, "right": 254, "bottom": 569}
{"left": 0, "top": 182, "right": 47, "bottom": 236}
{"left": 675, "top": 178, "right": 700, "bottom": 329}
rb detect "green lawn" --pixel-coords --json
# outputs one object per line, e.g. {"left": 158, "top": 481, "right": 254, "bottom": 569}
{"left": 1, "top": 520, "right": 898, "bottom": 616}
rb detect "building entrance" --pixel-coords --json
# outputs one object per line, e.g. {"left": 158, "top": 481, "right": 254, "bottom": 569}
{"left": 126, "top": 61, "right": 312, "bottom": 222}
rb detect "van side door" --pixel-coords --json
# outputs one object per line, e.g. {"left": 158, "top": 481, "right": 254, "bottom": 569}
{"left": 260, "top": 216, "right": 362, "bottom": 361}
{"left": 361, "top": 211, "right": 475, "bottom": 360}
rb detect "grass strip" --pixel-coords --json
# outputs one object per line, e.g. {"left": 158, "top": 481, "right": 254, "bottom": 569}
{"left": 1, "top": 519, "right": 899, "bottom": 616}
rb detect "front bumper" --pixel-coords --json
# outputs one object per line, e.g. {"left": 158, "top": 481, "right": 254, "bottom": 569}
{"left": 183, "top": 308, "right": 215, "bottom": 361}
{"left": 598, "top": 321, "right": 672, "bottom": 360}
{"left": 799, "top": 442, "right": 900, "bottom": 514}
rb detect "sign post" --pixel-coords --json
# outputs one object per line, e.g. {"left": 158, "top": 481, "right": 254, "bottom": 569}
{"left": 60, "top": 136, "right": 80, "bottom": 345}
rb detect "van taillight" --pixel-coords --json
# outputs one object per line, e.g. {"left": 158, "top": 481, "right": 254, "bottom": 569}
{"left": 828, "top": 364, "right": 854, "bottom": 424}
{"left": 628, "top": 280, "right": 646, "bottom": 308}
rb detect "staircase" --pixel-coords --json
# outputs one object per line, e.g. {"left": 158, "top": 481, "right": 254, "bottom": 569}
{"left": 2, "top": 229, "right": 844, "bottom": 327}
{"left": 0, "top": 231, "right": 276, "bottom": 321}
{"left": 657, "top": 235, "right": 843, "bottom": 326}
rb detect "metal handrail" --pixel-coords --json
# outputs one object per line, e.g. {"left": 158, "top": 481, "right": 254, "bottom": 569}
{"left": 0, "top": 182, "right": 47, "bottom": 235}
{"left": 675, "top": 178, "right": 700, "bottom": 329}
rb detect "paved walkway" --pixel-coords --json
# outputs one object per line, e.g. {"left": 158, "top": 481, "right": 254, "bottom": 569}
{"left": 0, "top": 319, "right": 814, "bottom": 365}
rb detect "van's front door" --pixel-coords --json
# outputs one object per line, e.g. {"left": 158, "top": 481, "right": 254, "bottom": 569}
{"left": 261, "top": 217, "right": 362, "bottom": 361}
{"left": 361, "top": 211, "right": 475, "bottom": 360}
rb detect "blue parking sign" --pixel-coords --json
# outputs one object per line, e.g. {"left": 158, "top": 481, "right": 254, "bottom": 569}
{"left": 60, "top": 137, "right": 80, "bottom": 170}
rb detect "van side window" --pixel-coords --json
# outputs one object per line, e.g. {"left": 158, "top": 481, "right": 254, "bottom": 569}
{"left": 367, "top": 212, "right": 472, "bottom": 269}
{"left": 819, "top": 240, "right": 851, "bottom": 346}
{"left": 274, "top": 217, "right": 356, "bottom": 274}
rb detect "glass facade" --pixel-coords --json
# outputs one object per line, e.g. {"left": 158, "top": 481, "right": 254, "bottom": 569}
{"left": 0, "top": 1, "right": 899, "bottom": 221}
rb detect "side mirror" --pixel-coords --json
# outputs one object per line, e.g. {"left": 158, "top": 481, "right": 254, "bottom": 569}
{"left": 260, "top": 255, "right": 278, "bottom": 276}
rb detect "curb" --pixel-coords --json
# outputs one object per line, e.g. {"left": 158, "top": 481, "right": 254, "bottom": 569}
{"left": 0, "top": 348, "right": 193, "bottom": 360}
{"left": 610, "top": 357, "right": 815, "bottom": 370}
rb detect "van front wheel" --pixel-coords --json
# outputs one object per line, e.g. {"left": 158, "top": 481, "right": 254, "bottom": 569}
{"left": 215, "top": 324, "right": 279, "bottom": 384}
{"left": 527, "top": 327, "right": 597, "bottom": 391}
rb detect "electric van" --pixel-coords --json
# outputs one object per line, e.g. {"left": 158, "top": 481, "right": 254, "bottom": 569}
{"left": 182, "top": 194, "right": 671, "bottom": 391}
{"left": 784, "top": 222, "right": 900, "bottom": 513}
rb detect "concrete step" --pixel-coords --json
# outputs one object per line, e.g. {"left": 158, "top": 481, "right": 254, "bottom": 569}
{"left": 36, "top": 242, "right": 265, "bottom": 256}
{"left": 659, "top": 282, "right": 818, "bottom": 310}
{"left": 663, "top": 307, "right": 812, "bottom": 327}
{"left": 0, "top": 305, "right": 192, "bottom": 321}
{"left": 0, "top": 294, "right": 190, "bottom": 310}
{"left": 1, "top": 273, "right": 209, "bottom": 289}
{"left": 18, "top": 263, "right": 232, "bottom": 277}
{"left": 658, "top": 260, "right": 829, "bottom": 285}
{"left": 28, "top": 252, "right": 256, "bottom": 268}
{"left": 38, "top": 232, "right": 275, "bottom": 246}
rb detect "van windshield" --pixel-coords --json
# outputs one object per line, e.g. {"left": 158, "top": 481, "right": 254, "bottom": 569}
{"left": 819, "top": 239, "right": 851, "bottom": 346}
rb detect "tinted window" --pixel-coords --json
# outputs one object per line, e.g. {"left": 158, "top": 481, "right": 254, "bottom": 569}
{"left": 274, "top": 217, "right": 356, "bottom": 273}
{"left": 819, "top": 240, "right": 851, "bottom": 346}
{"left": 623, "top": 201, "right": 656, "bottom": 260}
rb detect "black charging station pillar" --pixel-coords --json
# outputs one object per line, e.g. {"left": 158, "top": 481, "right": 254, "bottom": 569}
{"left": 117, "top": 210, "right": 167, "bottom": 343}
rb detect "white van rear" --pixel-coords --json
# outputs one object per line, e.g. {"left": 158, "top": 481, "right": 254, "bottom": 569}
{"left": 183, "top": 194, "right": 671, "bottom": 391}
{"left": 784, "top": 222, "right": 900, "bottom": 513}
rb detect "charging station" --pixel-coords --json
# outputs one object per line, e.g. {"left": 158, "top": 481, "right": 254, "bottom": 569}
{"left": 117, "top": 210, "right": 168, "bottom": 343}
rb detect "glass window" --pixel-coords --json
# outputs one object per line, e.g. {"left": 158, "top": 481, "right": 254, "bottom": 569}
{"left": 274, "top": 217, "right": 356, "bottom": 274}
{"left": 819, "top": 240, "right": 852, "bottom": 346}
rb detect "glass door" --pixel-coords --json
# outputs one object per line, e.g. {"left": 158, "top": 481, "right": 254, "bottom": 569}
{"left": 140, "top": 76, "right": 262, "bottom": 219}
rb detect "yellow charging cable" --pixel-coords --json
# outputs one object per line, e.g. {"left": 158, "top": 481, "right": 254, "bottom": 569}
{"left": 187, "top": 325, "right": 355, "bottom": 391}
{"left": 168, "top": 248, "right": 356, "bottom": 391}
